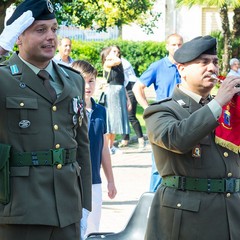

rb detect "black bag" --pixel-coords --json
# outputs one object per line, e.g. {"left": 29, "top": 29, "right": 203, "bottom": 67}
{"left": 98, "top": 92, "right": 107, "bottom": 106}
{"left": 0, "top": 144, "right": 11, "bottom": 204}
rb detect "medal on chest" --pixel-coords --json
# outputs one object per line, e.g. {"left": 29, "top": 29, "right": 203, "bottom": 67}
{"left": 72, "top": 96, "right": 84, "bottom": 126}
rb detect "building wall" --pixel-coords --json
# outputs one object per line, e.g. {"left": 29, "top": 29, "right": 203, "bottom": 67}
{"left": 122, "top": 1, "right": 234, "bottom": 42}
{"left": 122, "top": 0, "right": 166, "bottom": 42}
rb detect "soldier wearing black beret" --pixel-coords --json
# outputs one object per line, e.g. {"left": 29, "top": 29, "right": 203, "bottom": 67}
{"left": 0, "top": 1, "right": 91, "bottom": 240}
{"left": 7, "top": 0, "right": 55, "bottom": 25}
{"left": 143, "top": 36, "right": 240, "bottom": 240}
{"left": 173, "top": 35, "right": 217, "bottom": 63}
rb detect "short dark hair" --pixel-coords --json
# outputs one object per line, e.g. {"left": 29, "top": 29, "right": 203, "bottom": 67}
{"left": 71, "top": 60, "right": 98, "bottom": 78}
{"left": 58, "top": 37, "right": 71, "bottom": 46}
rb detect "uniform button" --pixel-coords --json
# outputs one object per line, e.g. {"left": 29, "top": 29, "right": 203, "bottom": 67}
{"left": 227, "top": 172, "right": 232, "bottom": 177}
{"left": 226, "top": 193, "right": 231, "bottom": 198}
{"left": 177, "top": 203, "right": 181, "bottom": 208}
{"left": 54, "top": 125, "right": 59, "bottom": 130}
{"left": 223, "top": 152, "right": 229, "bottom": 157}
{"left": 55, "top": 144, "right": 60, "bottom": 149}
{"left": 56, "top": 164, "right": 62, "bottom": 169}
{"left": 20, "top": 102, "right": 24, "bottom": 107}
{"left": 52, "top": 106, "right": 57, "bottom": 111}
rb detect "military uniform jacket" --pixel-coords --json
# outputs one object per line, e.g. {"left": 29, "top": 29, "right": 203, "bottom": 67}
{"left": 143, "top": 87, "right": 240, "bottom": 240}
{"left": 0, "top": 53, "right": 91, "bottom": 227}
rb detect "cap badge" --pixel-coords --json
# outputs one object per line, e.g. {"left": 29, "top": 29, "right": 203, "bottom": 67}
{"left": 47, "top": 0, "right": 54, "bottom": 13}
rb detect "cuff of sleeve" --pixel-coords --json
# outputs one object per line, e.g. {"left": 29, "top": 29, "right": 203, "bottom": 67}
{"left": 207, "top": 99, "right": 222, "bottom": 120}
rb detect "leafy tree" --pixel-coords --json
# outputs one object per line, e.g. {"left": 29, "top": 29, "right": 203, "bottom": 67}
{"left": 53, "top": 0, "right": 160, "bottom": 36}
{"left": 0, "top": 0, "right": 160, "bottom": 37}
{"left": 0, "top": 0, "right": 16, "bottom": 32}
{"left": 176, "top": 0, "right": 240, "bottom": 75}
{"left": 233, "top": 7, "right": 240, "bottom": 38}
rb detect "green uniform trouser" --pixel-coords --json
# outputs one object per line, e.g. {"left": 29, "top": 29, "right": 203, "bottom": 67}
{"left": 0, "top": 222, "right": 80, "bottom": 240}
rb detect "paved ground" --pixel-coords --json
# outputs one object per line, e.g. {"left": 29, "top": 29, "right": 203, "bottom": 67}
{"left": 94, "top": 78, "right": 155, "bottom": 233}
{"left": 99, "top": 141, "right": 152, "bottom": 233}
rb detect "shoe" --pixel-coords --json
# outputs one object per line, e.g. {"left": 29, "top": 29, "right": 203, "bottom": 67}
{"left": 118, "top": 140, "right": 128, "bottom": 148}
{"left": 138, "top": 138, "right": 145, "bottom": 148}
{"left": 110, "top": 146, "right": 122, "bottom": 155}
{"left": 110, "top": 146, "right": 116, "bottom": 155}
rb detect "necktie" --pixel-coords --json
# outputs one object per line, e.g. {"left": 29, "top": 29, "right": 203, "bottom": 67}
{"left": 200, "top": 96, "right": 211, "bottom": 106}
{"left": 38, "top": 70, "right": 57, "bottom": 102}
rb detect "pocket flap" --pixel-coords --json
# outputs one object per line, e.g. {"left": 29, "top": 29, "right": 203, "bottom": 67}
{"left": 0, "top": 144, "right": 11, "bottom": 170}
{"left": 162, "top": 189, "right": 200, "bottom": 212}
{"left": 6, "top": 97, "right": 38, "bottom": 109}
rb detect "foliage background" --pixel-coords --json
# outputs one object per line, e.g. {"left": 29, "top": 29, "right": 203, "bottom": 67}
{"left": 70, "top": 35, "right": 240, "bottom": 77}
{"left": 71, "top": 39, "right": 167, "bottom": 77}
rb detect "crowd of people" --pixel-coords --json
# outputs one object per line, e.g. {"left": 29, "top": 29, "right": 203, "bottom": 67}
{"left": 1, "top": 0, "right": 240, "bottom": 240}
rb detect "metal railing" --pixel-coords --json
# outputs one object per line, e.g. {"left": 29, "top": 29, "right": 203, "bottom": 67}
{"left": 58, "top": 25, "right": 119, "bottom": 41}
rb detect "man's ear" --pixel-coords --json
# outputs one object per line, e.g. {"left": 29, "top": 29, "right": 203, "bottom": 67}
{"left": 177, "top": 63, "right": 186, "bottom": 79}
{"left": 16, "top": 36, "right": 22, "bottom": 46}
{"left": 166, "top": 43, "right": 170, "bottom": 52}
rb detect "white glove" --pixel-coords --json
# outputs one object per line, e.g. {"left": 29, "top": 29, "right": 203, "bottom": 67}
{"left": 0, "top": 10, "right": 34, "bottom": 52}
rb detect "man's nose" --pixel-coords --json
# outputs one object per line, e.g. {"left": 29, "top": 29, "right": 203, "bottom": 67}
{"left": 47, "top": 29, "right": 56, "bottom": 39}
{"left": 207, "top": 62, "right": 218, "bottom": 71}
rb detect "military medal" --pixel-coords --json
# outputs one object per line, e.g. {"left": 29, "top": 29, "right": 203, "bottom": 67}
{"left": 78, "top": 116, "right": 82, "bottom": 126}
{"left": 192, "top": 144, "right": 201, "bottom": 158}
{"left": 72, "top": 115, "right": 78, "bottom": 125}
{"left": 72, "top": 96, "right": 84, "bottom": 126}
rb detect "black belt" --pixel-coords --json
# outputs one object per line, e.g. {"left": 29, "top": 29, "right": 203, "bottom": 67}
{"left": 10, "top": 148, "right": 77, "bottom": 167}
{"left": 162, "top": 176, "right": 240, "bottom": 193}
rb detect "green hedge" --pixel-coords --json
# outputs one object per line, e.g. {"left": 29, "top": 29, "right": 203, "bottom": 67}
{"left": 71, "top": 39, "right": 167, "bottom": 77}
{"left": 71, "top": 36, "right": 240, "bottom": 77}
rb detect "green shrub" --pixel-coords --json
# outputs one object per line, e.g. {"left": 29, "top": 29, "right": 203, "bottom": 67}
{"left": 71, "top": 39, "right": 167, "bottom": 77}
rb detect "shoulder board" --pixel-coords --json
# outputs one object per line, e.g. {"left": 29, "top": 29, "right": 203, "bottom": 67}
{"left": 58, "top": 63, "right": 80, "bottom": 74}
{"left": 150, "top": 97, "right": 172, "bottom": 106}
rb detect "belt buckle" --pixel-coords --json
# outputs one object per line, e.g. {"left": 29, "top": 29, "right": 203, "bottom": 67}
{"left": 51, "top": 148, "right": 64, "bottom": 166}
{"left": 178, "top": 176, "right": 186, "bottom": 191}
{"left": 225, "top": 178, "right": 236, "bottom": 193}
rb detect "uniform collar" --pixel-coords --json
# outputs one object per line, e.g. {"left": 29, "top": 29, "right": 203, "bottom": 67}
{"left": 18, "top": 55, "right": 54, "bottom": 77}
{"left": 179, "top": 84, "right": 202, "bottom": 104}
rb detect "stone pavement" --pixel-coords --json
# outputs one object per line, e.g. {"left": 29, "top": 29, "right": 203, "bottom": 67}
{"left": 95, "top": 77, "right": 155, "bottom": 233}
{"left": 99, "top": 140, "right": 152, "bottom": 233}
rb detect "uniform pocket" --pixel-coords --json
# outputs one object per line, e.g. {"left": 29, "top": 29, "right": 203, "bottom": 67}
{"left": 162, "top": 188, "right": 200, "bottom": 240}
{"left": 2, "top": 166, "right": 30, "bottom": 216}
{"left": 6, "top": 97, "right": 38, "bottom": 134}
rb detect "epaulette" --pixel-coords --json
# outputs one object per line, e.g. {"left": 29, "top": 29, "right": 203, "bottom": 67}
{"left": 150, "top": 97, "right": 172, "bottom": 106}
{"left": 58, "top": 63, "right": 80, "bottom": 74}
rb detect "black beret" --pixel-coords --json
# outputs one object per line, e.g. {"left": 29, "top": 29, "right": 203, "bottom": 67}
{"left": 7, "top": 0, "right": 55, "bottom": 26}
{"left": 174, "top": 35, "right": 217, "bottom": 64}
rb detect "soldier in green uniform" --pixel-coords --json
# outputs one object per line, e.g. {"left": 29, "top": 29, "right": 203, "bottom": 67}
{"left": 144, "top": 36, "right": 240, "bottom": 240}
{"left": 0, "top": 1, "right": 91, "bottom": 240}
